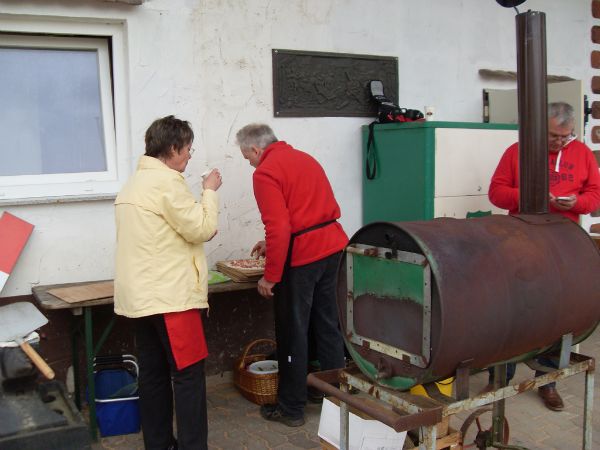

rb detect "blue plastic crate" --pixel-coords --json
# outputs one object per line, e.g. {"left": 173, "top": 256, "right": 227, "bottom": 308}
{"left": 94, "top": 366, "right": 140, "bottom": 437}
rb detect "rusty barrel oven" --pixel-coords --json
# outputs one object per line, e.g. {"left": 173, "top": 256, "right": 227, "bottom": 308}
{"left": 337, "top": 213, "right": 600, "bottom": 391}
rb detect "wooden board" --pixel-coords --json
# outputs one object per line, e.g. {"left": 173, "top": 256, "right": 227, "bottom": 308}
{"left": 33, "top": 279, "right": 258, "bottom": 310}
{"left": 216, "top": 259, "right": 265, "bottom": 282}
{"left": 48, "top": 281, "right": 114, "bottom": 304}
{"left": 216, "top": 267, "right": 262, "bottom": 282}
{"left": 405, "top": 428, "right": 461, "bottom": 449}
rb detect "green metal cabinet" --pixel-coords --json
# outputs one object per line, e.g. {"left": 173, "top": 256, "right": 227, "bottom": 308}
{"left": 362, "top": 121, "right": 518, "bottom": 224}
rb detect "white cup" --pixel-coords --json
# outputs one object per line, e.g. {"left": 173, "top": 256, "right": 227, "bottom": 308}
{"left": 201, "top": 169, "right": 213, "bottom": 180}
{"left": 425, "top": 106, "right": 435, "bottom": 121}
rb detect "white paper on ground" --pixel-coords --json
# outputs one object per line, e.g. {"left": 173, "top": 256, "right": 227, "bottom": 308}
{"left": 317, "top": 398, "right": 406, "bottom": 450}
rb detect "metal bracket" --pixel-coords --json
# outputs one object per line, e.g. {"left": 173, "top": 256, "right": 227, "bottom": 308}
{"left": 454, "top": 358, "right": 473, "bottom": 400}
{"left": 455, "top": 359, "right": 474, "bottom": 400}
{"left": 559, "top": 333, "right": 573, "bottom": 369}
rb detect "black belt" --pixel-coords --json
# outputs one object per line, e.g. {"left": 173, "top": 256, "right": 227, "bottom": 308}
{"left": 285, "top": 219, "right": 337, "bottom": 268}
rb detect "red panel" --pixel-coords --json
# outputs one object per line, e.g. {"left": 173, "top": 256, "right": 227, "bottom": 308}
{"left": 0, "top": 212, "right": 34, "bottom": 274}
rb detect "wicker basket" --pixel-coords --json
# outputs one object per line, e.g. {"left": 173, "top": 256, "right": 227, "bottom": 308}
{"left": 233, "top": 339, "right": 278, "bottom": 405}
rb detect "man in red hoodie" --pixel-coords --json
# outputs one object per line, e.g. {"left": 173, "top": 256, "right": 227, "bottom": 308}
{"left": 487, "top": 101, "right": 600, "bottom": 411}
{"left": 489, "top": 102, "right": 600, "bottom": 221}
{"left": 236, "top": 123, "right": 347, "bottom": 427}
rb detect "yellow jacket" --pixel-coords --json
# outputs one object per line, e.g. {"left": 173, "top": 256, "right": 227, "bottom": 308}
{"left": 114, "top": 156, "right": 218, "bottom": 318}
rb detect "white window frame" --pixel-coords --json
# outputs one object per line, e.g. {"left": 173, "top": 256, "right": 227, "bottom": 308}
{"left": 0, "top": 15, "right": 130, "bottom": 204}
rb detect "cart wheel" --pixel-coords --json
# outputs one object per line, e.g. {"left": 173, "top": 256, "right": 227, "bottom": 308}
{"left": 460, "top": 407, "right": 510, "bottom": 450}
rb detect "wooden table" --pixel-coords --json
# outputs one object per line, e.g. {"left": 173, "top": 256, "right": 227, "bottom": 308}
{"left": 32, "top": 279, "right": 257, "bottom": 440}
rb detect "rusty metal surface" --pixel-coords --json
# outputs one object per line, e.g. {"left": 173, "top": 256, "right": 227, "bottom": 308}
{"left": 353, "top": 293, "right": 424, "bottom": 355}
{"left": 455, "top": 363, "right": 472, "bottom": 401}
{"left": 342, "top": 369, "right": 442, "bottom": 414}
{"left": 307, "top": 372, "right": 442, "bottom": 432}
{"left": 307, "top": 367, "right": 343, "bottom": 386}
{"left": 345, "top": 354, "right": 594, "bottom": 417}
{"left": 516, "top": 11, "right": 548, "bottom": 214}
{"left": 444, "top": 353, "right": 594, "bottom": 416}
{"left": 338, "top": 214, "right": 600, "bottom": 387}
{"left": 307, "top": 354, "right": 594, "bottom": 442}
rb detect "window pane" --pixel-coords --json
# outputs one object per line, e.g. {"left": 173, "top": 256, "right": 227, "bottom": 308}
{"left": 0, "top": 47, "right": 107, "bottom": 176}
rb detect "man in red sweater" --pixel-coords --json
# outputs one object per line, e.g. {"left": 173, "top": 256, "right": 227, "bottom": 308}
{"left": 489, "top": 102, "right": 600, "bottom": 222}
{"left": 236, "top": 123, "right": 347, "bottom": 427}
{"left": 487, "top": 101, "right": 600, "bottom": 411}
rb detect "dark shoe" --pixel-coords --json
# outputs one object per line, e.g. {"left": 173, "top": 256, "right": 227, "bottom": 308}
{"left": 538, "top": 386, "right": 564, "bottom": 411}
{"left": 307, "top": 388, "right": 324, "bottom": 404}
{"left": 260, "top": 404, "right": 305, "bottom": 427}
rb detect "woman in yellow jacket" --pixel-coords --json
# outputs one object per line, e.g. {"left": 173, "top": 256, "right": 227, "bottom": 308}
{"left": 114, "top": 115, "right": 222, "bottom": 450}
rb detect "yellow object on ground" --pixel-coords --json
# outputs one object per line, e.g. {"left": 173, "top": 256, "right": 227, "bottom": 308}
{"left": 410, "top": 378, "right": 453, "bottom": 397}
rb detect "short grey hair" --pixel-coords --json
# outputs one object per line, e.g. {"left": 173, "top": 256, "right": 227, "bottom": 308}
{"left": 235, "top": 123, "right": 278, "bottom": 150}
{"left": 548, "top": 102, "right": 575, "bottom": 128}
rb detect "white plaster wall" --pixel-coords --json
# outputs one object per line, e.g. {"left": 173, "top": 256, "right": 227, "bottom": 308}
{"left": 0, "top": 0, "right": 594, "bottom": 296}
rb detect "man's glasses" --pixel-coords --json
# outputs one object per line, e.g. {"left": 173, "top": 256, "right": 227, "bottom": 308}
{"left": 190, "top": 147, "right": 196, "bottom": 156}
{"left": 549, "top": 132, "right": 576, "bottom": 144}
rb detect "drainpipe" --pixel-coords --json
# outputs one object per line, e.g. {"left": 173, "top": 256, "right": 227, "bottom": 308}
{"left": 516, "top": 10, "right": 548, "bottom": 214}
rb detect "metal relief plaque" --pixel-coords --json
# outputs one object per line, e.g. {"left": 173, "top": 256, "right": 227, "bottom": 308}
{"left": 272, "top": 49, "right": 398, "bottom": 117}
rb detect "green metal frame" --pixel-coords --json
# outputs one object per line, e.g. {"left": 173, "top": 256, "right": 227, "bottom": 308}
{"left": 345, "top": 244, "right": 431, "bottom": 390}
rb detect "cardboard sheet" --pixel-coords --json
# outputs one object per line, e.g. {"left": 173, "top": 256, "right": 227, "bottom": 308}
{"left": 48, "top": 281, "right": 114, "bottom": 304}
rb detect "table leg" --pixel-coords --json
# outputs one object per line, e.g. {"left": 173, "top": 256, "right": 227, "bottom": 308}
{"left": 84, "top": 306, "right": 98, "bottom": 441}
{"left": 94, "top": 316, "right": 115, "bottom": 356}
{"left": 71, "top": 314, "right": 81, "bottom": 410}
{"left": 492, "top": 364, "right": 507, "bottom": 445}
{"left": 583, "top": 367, "right": 594, "bottom": 450}
{"left": 418, "top": 425, "right": 437, "bottom": 450}
{"left": 339, "top": 383, "right": 349, "bottom": 450}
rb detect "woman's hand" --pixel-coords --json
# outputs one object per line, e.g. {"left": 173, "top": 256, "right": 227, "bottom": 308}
{"left": 203, "top": 169, "right": 222, "bottom": 191}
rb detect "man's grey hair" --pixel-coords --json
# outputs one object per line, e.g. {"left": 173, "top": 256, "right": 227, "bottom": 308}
{"left": 235, "top": 124, "right": 278, "bottom": 150}
{"left": 549, "top": 102, "right": 575, "bottom": 128}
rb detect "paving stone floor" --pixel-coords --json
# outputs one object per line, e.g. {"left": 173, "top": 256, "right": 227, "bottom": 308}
{"left": 93, "top": 328, "right": 600, "bottom": 449}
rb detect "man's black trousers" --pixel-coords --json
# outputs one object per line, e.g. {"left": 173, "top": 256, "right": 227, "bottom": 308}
{"left": 273, "top": 251, "right": 346, "bottom": 418}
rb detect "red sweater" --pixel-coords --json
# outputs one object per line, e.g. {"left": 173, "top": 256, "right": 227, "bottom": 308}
{"left": 253, "top": 141, "right": 348, "bottom": 282}
{"left": 488, "top": 140, "right": 600, "bottom": 222}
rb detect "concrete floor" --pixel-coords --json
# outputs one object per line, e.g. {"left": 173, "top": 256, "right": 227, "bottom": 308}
{"left": 93, "top": 327, "right": 600, "bottom": 449}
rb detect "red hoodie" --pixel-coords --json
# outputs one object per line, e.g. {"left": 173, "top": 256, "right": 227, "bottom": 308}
{"left": 253, "top": 141, "right": 348, "bottom": 282}
{"left": 488, "top": 140, "right": 600, "bottom": 222}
